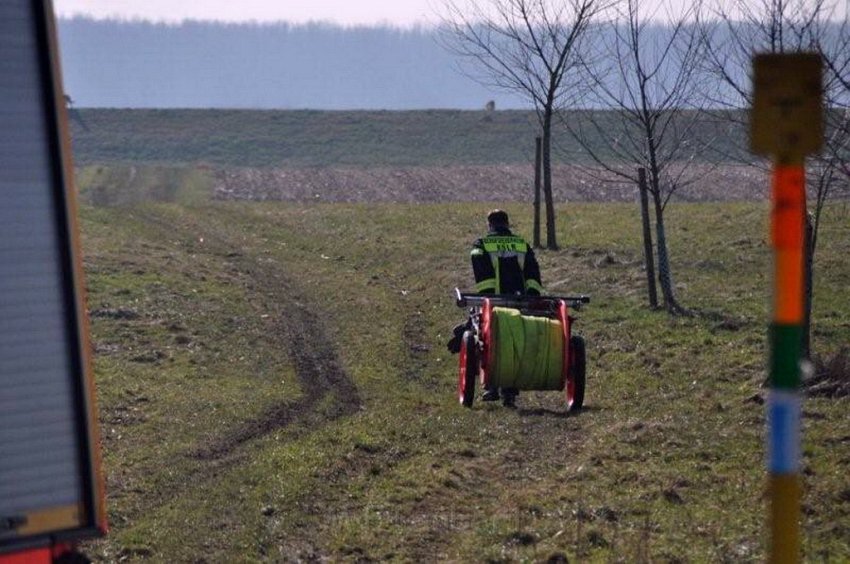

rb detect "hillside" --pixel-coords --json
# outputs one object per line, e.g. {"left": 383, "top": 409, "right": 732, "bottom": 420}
{"left": 70, "top": 109, "right": 540, "bottom": 167}
{"left": 79, "top": 196, "right": 850, "bottom": 561}
{"left": 69, "top": 108, "right": 746, "bottom": 168}
{"left": 70, "top": 109, "right": 770, "bottom": 204}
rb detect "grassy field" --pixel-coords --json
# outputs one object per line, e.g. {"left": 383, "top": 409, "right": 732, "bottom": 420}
{"left": 78, "top": 188, "right": 850, "bottom": 561}
{"left": 70, "top": 109, "right": 746, "bottom": 168}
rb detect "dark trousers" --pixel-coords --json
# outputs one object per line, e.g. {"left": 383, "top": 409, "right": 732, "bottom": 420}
{"left": 486, "top": 385, "right": 518, "bottom": 399}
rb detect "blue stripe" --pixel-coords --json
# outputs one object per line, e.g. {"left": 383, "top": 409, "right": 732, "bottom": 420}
{"left": 767, "top": 392, "right": 800, "bottom": 474}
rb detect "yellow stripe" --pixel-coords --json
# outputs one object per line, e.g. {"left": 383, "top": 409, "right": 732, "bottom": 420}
{"left": 18, "top": 504, "right": 84, "bottom": 536}
{"left": 476, "top": 279, "right": 496, "bottom": 292}
{"left": 769, "top": 474, "right": 800, "bottom": 564}
{"left": 483, "top": 236, "right": 528, "bottom": 253}
{"left": 491, "top": 253, "right": 501, "bottom": 292}
{"left": 526, "top": 279, "right": 544, "bottom": 294}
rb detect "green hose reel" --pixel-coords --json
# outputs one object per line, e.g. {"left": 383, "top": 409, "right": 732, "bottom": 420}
{"left": 454, "top": 290, "right": 589, "bottom": 410}
{"left": 488, "top": 307, "right": 565, "bottom": 390}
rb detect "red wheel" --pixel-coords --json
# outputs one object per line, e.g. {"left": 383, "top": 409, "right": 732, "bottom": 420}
{"left": 458, "top": 331, "right": 477, "bottom": 407}
{"left": 557, "top": 300, "right": 570, "bottom": 390}
{"left": 480, "top": 299, "right": 492, "bottom": 388}
{"left": 566, "top": 335, "right": 586, "bottom": 411}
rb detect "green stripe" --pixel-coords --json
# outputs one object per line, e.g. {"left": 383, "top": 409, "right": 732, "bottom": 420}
{"left": 526, "top": 279, "right": 544, "bottom": 293}
{"left": 770, "top": 324, "right": 803, "bottom": 389}
{"left": 476, "top": 278, "right": 496, "bottom": 292}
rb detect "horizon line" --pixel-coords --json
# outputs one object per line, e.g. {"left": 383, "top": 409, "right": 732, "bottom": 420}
{"left": 56, "top": 12, "right": 440, "bottom": 30}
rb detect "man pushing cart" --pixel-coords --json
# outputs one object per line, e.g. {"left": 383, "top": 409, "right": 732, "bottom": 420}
{"left": 448, "top": 210, "right": 589, "bottom": 410}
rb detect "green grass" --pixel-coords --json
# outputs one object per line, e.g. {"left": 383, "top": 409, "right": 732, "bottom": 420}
{"left": 79, "top": 198, "right": 850, "bottom": 561}
{"left": 70, "top": 109, "right": 748, "bottom": 168}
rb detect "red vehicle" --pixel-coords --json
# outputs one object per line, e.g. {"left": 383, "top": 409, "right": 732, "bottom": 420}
{"left": 454, "top": 289, "right": 589, "bottom": 410}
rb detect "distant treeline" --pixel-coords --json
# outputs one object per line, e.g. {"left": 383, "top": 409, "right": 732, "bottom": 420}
{"left": 58, "top": 17, "right": 848, "bottom": 111}
{"left": 57, "top": 18, "right": 525, "bottom": 110}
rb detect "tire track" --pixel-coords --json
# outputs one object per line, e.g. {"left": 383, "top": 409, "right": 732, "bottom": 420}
{"left": 193, "top": 259, "right": 362, "bottom": 459}
{"left": 133, "top": 208, "right": 362, "bottom": 460}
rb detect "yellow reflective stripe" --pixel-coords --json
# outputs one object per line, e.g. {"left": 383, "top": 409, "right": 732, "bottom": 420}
{"left": 491, "top": 254, "right": 501, "bottom": 291}
{"left": 471, "top": 248, "right": 485, "bottom": 256}
{"left": 526, "top": 279, "right": 544, "bottom": 294}
{"left": 476, "top": 278, "right": 497, "bottom": 292}
{"left": 482, "top": 236, "right": 528, "bottom": 253}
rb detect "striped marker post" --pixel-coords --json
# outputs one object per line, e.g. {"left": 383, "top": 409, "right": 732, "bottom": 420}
{"left": 751, "top": 53, "right": 823, "bottom": 564}
{"left": 767, "top": 162, "right": 805, "bottom": 562}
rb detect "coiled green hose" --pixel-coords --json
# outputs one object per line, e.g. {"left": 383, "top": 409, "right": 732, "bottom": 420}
{"left": 490, "top": 307, "right": 564, "bottom": 390}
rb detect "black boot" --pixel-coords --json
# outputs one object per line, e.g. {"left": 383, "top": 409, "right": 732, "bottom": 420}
{"left": 481, "top": 387, "right": 500, "bottom": 401}
{"left": 501, "top": 388, "right": 518, "bottom": 408}
{"left": 446, "top": 323, "right": 466, "bottom": 354}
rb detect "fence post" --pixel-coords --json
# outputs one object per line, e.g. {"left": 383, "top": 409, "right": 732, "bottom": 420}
{"left": 638, "top": 167, "right": 658, "bottom": 308}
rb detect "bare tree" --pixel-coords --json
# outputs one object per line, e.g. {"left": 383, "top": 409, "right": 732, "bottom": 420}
{"left": 817, "top": 8, "right": 850, "bottom": 184}
{"left": 701, "top": 0, "right": 850, "bottom": 197}
{"left": 438, "top": 0, "right": 603, "bottom": 249}
{"left": 702, "top": 0, "right": 850, "bottom": 162}
{"left": 702, "top": 0, "right": 850, "bottom": 351}
{"left": 564, "top": 0, "right": 707, "bottom": 314}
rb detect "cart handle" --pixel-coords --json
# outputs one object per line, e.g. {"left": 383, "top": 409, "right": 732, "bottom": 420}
{"left": 454, "top": 288, "right": 590, "bottom": 309}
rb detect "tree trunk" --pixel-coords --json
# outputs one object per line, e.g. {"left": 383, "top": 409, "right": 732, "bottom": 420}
{"left": 638, "top": 168, "right": 658, "bottom": 309}
{"left": 533, "top": 136, "right": 542, "bottom": 248}
{"left": 652, "top": 194, "right": 686, "bottom": 315}
{"left": 542, "top": 106, "right": 558, "bottom": 250}
{"left": 802, "top": 211, "right": 814, "bottom": 359}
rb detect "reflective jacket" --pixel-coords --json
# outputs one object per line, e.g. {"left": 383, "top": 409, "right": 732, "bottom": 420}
{"left": 470, "top": 228, "right": 543, "bottom": 295}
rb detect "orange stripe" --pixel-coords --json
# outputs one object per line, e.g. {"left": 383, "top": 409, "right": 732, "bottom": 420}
{"left": 43, "top": 0, "right": 108, "bottom": 533}
{"left": 774, "top": 248, "right": 804, "bottom": 323}
{"left": 771, "top": 165, "right": 805, "bottom": 250}
{"left": 769, "top": 474, "right": 800, "bottom": 564}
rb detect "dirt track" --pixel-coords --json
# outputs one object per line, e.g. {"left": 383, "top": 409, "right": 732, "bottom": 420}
{"left": 133, "top": 210, "right": 361, "bottom": 461}
{"left": 213, "top": 163, "right": 768, "bottom": 203}
{"left": 193, "top": 248, "right": 362, "bottom": 460}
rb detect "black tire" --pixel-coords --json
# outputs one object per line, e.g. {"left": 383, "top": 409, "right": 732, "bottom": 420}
{"left": 460, "top": 331, "right": 477, "bottom": 407}
{"left": 568, "top": 335, "right": 586, "bottom": 412}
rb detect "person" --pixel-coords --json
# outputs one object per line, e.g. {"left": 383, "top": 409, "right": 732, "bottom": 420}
{"left": 470, "top": 209, "right": 543, "bottom": 298}
{"left": 448, "top": 209, "right": 544, "bottom": 407}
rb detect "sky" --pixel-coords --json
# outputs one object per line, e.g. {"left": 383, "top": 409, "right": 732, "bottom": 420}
{"left": 54, "top": 0, "right": 439, "bottom": 26}
{"left": 53, "top": 0, "right": 850, "bottom": 27}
